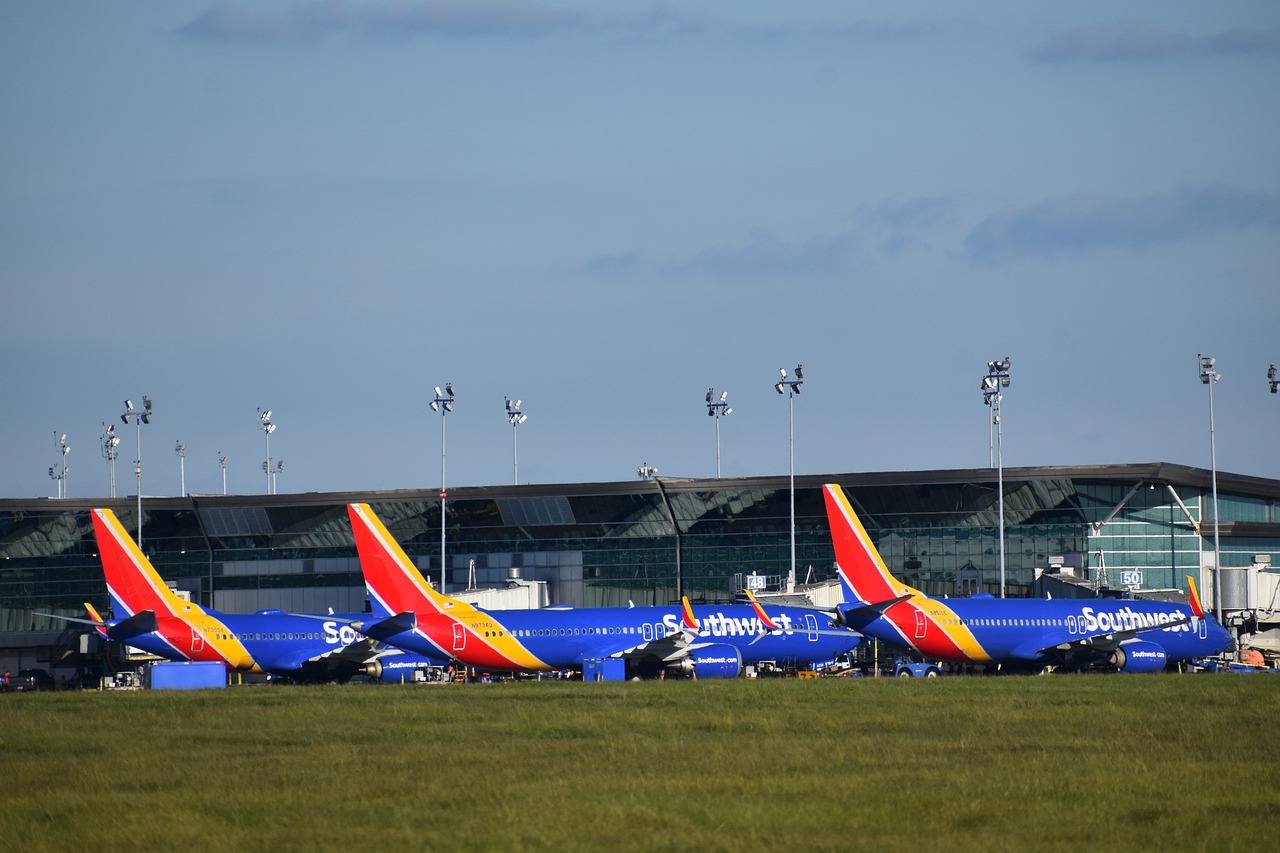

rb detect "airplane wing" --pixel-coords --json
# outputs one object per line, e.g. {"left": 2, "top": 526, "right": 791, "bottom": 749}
{"left": 1021, "top": 616, "right": 1194, "bottom": 662}
{"left": 603, "top": 599, "right": 700, "bottom": 663}
{"left": 270, "top": 637, "right": 390, "bottom": 673}
{"left": 605, "top": 631, "right": 695, "bottom": 663}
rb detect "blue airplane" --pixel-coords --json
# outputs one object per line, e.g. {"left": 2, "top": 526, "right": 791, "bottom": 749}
{"left": 823, "top": 484, "right": 1234, "bottom": 672}
{"left": 44, "top": 508, "right": 442, "bottom": 682}
{"left": 347, "top": 502, "right": 861, "bottom": 679}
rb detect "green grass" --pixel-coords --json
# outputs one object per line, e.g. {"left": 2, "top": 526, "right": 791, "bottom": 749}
{"left": 2, "top": 676, "right": 1277, "bottom": 852}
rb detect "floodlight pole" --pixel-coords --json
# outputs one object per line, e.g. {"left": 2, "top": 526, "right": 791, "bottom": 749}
{"left": 1199, "top": 354, "right": 1223, "bottom": 622}
{"left": 432, "top": 383, "right": 456, "bottom": 593}
{"left": 774, "top": 364, "right": 804, "bottom": 582}
{"left": 505, "top": 397, "right": 526, "bottom": 485}
{"left": 121, "top": 397, "right": 153, "bottom": 548}
{"left": 983, "top": 358, "right": 1010, "bottom": 597}
{"left": 175, "top": 441, "right": 186, "bottom": 496}
{"left": 49, "top": 432, "right": 70, "bottom": 498}
{"left": 101, "top": 423, "right": 120, "bottom": 498}
{"left": 219, "top": 453, "right": 227, "bottom": 495}
{"left": 706, "top": 387, "right": 731, "bottom": 478}
{"left": 258, "top": 409, "right": 276, "bottom": 495}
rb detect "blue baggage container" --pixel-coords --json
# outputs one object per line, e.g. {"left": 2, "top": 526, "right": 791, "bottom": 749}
{"left": 150, "top": 661, "right": 227, "bottom": 690}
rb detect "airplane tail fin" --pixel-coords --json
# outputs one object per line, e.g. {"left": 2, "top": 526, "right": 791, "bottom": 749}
{"left": 1186, "top": 575, "right": 1206, "bottom": 618}
{"left": 91, "top": 509, "right": 200, "bottom": 620}
{"left": 348, "top": 503, "right": 452, "bottom": 620}
{"left": 822, "top": 484, "right": 921, "bottom": 605}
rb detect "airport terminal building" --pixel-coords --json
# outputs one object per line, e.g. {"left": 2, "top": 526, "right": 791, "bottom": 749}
{"left": 3, "top": 462, "right": 1279, "bottom": 674}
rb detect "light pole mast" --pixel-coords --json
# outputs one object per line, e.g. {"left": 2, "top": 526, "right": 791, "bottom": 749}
{"left": 505, "top": 397, "right": 526, "bottom": 485}
{"left": 705, "top": 387, "right": 732, "bottom": 478}
{"left": 258, "top": 409, "right": 276, "bottom": 495}
{"left": 983, "top": 358, "right": 1010, "bottom": 597}
{"left": 175, "top": 441, "right": 186, "bottom": 496}
{"left": 121, "top": 397, "right": 153, "bottom": 548}
{"left": 431, "top": 383, "right": 456, "bottom": 592}
{"left": 774, "top": 364, "right": 804, "bottom": 583}
{"left": 49, "top": 432, "right": 70, "bottom": 498}
{"left": 1199, "top": 354, "right": 1222, "bottom": 622}
{"left": 101, "top": 423, "right": 120, "bottom": 498}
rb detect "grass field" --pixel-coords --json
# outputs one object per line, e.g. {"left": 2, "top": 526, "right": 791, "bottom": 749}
{"left": 2, "top": 675, "right": 1277, "bottom": 852}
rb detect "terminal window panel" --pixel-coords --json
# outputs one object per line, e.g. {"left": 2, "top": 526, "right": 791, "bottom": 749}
{"left": 1214, "top": 494, "right": 1273, "bottom": 523}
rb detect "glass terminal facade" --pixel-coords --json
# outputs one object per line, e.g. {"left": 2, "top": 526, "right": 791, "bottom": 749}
{"left": 3, "top": 464, "right": 1278, "bottom": 647}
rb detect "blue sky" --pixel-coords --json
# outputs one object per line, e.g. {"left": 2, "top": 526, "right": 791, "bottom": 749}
{"left": 2, "top": 1, "right": 1278, "bottom": 499}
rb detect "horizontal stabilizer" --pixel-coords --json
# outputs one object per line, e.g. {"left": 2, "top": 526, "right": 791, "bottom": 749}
{"left": 360, "top": 611, "right": 417, "bottom": 642}
{"left": 109, "top": 610, "right": 159, "bottom": 640}
{"left": 841, "top": 593, "right": 913, "bottom": 621}
{"left": 35, "top": 611, "right": 105, "bottom": 628}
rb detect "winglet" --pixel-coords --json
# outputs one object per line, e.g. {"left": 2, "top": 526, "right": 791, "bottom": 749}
{"left": 1186, "top": 575, "right": 1206, "bottom": 618}
{"left": 744, "top": 589, "right": 781, "bottom": 631}
{"left": 84, "top": 602, "right": 111, "bottom": 639}
{"left": 680, "top": 596, "right": 700, "bottom": 631}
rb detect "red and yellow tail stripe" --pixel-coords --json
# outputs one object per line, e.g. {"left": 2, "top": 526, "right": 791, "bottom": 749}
{"left": 823, "top": 484, "right": 992, "bottom": 663}
{"left": 91, "top": 508, "right": 255, "bottom": 671}
{"left": 348, "top": 503, "right": 546, "bottom": 671}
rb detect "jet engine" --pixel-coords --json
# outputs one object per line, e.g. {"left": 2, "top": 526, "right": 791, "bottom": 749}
{"left": 363, "top": 654, "right": 442, "bottom": 682}
{"left": 666, "top": 645, "right": 744, "bottom": 679}
{"left": 1108, "top": 641, "right": 1167, "bottom": 673}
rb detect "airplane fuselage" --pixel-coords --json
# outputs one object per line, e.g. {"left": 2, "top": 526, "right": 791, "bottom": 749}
{"left": 379, "top": 602, "right": 859, "bottom": 674}
{"left": 113, "top": 609, "right": 437, "bottom": 677}
{"left": 845, "top": 594, "right": 1232, "bottom": 668}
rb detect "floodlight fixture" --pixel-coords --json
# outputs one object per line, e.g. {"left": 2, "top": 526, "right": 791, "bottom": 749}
{"left": 1269, "top": 363, "right": 1278, "bottom": 394}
